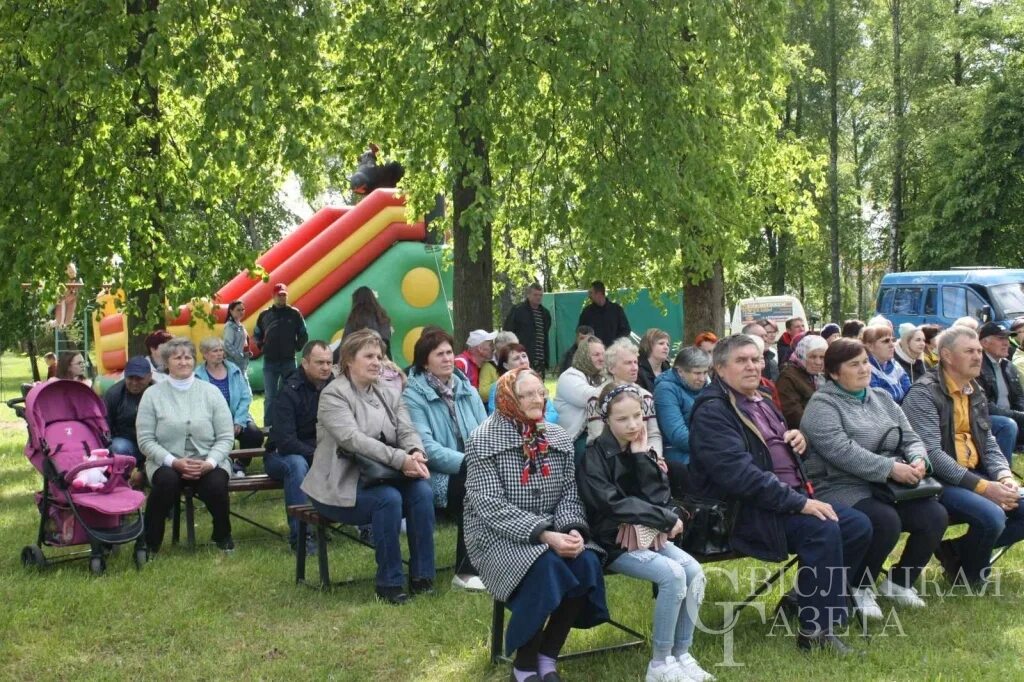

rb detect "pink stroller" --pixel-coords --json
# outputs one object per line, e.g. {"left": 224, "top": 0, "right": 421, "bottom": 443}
{"left": 16, "top": 380, "right": 147, "bottom": 574}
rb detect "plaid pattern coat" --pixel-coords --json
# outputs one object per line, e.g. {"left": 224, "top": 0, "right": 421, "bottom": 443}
{"left": 464, "top": 412, "right": 603, "bottom": 602}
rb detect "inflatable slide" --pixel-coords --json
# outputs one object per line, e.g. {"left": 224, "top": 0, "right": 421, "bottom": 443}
{"left": 92, "top": 189, "right": 452, "bottom": 390}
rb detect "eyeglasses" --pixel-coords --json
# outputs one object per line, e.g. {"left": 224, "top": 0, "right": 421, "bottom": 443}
{"left": 516, "top": 390, "right": 548, "bottom": 401}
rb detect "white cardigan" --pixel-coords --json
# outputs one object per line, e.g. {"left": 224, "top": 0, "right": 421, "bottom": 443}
{"left": 554, "top": 367, "right": 600, "bottom": 440}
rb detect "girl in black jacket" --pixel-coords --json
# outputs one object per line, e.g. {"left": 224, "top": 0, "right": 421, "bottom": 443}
{"left": 577, "top": 384, "right": 711, "bottom": 682}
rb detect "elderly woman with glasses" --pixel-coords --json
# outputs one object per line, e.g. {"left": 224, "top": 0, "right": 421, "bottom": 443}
{"left": 465, "top": 368, "right": 608, "bottom": 682}
{"left": 136, "top": 337, "right": 236, "bottom": 553}
{"left": 195, "top": 337, "right": 265, "bottom": 476}
{"left": 653, "top": 346, "right": 710, "bottom": 466}
{"left": 862, "top": 325, "right": 911, "bottom": 403}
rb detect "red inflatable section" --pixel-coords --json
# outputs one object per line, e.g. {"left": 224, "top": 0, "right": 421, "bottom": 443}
{"left": 216, "top": 206, "right": 349, "bottom": 303}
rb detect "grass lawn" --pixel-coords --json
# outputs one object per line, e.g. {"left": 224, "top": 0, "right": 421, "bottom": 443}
{"left": 1, "top": 352, "right": 1023, "bottom": 680}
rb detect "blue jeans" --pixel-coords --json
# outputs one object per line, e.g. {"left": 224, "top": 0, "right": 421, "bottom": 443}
{"left": 311, "top": 479, "right": 436, "bottom": 588}
{"left": 263, "top": 452, "right": 312, "bottom": 545}
{"left": 940, "top": 481, "right": 1024, "bottom": 582}
{"left": 109, "top": 436, "right": 142, "bottom": 469}
{"left": 608, "top": 543, "right": 704, "bottom": 659}
{"left": 990, "top": 415, "right": 1017, "bottom": 468}
{"left": 262, "top": 358, "right": 297, "bottom": 428}
{"left": 783, "top": 503, "right": 872, "bottom": 634}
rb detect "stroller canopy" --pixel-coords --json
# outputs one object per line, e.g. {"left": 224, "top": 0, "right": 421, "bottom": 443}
{"left": 23, "top": 380, "right": 109, "bottom": 474}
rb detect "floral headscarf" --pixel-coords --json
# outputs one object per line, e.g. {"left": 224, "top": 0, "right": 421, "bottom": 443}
{"left": 790, "top": 332, "right": 828, "bottom": 388}
{"left": 495, "top": 368, "right": 550, "bottom": 485}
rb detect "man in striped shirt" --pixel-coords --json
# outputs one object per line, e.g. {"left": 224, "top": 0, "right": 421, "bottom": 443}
{"left": 503, "top": 283, "right": 552, "bottom": 378}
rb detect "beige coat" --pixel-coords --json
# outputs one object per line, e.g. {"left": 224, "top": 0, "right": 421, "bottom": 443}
{"left": 301, "top": 374, "right": 424, "bottom": 508}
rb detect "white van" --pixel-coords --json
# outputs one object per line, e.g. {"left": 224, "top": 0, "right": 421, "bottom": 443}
{"left": 729, "top": 295, "right": 806, "bottom": 334}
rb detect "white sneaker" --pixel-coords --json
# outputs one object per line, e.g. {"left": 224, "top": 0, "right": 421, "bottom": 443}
{"left": 851, "top": 586, "right": 883, "bottom": 619}
{"left": 646, "top": 657, "right": 694, "bottom": 682}
{"left": 877, "top": 576, "right": 926, "bottom": 607}
{"left": 675, "top": 653, "right": 715, "bottom": 681}
{"left": 231, "top": 469, "right": 246, "bottom": 479}
{"left": 450, "top": 574, "right": 487, "bottom": 592}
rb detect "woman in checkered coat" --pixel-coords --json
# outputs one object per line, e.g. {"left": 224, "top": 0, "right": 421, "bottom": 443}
{"left": 465, "top": 369, "right": 609, "bottom": 681}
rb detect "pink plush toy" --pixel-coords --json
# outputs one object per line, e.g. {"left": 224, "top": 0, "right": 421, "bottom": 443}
{"left": 72, "top": 449, "right": 109, "bottom": 491}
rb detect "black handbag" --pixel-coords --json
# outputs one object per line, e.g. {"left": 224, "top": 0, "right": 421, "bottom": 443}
{"left": 871, "top": 426, "right": 943, "bottom": 504}
{"left": 340, "top": 387, "right": 405, "bottom": 487}
{"left": 675, "top": 495, "right": 733, "bottom": 557}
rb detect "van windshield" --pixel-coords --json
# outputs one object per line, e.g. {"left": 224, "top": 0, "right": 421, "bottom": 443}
{"left": 988, "top": 283, "right": 1024, "bottom": 318}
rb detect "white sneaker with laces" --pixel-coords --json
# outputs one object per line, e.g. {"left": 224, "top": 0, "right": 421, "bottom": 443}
{"left": 877, "top": 576, "right": 926, "bottom": 607}
{"left": 852, "top": 586, "right": 883, "bottom": 619}
{"left": 450, "top": 574, "right": 487, "bottom": 592}
{"left": 231, "top": 468, "right": 246, "bottom": 479}
{"left": 675, "top": 653, "right": 715, "bottom": 681}
{"left": 645, "top": 656, "right": 694, "bottom": 682}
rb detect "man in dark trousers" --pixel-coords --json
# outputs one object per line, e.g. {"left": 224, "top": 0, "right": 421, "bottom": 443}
{"left": 503, "top": 283, "right": 552, "bottom": 377}
{"left": 689, "top": 334, "right": 871, "bottom": 654}
{"left": 104, "top": 356, "right": 154, "bottom": 486}
{"left": 254, "top": 283, "right": 308, "bottom": 428}
{"left": 577, "top": 280, "right": 631, "bottom": 347}
{"left": 264, "top": 340, "right": 334, "bottom": 555}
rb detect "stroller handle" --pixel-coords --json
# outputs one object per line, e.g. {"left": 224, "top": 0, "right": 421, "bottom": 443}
{"left": 5, "top": 396, "right": 26, "bottom": 420}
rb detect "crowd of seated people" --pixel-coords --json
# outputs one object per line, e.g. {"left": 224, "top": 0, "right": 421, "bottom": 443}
{"left": 38, "top": 288, "right": 1024, "bottom": 672}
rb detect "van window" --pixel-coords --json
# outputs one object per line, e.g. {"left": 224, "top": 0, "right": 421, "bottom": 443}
{"left": 967, "top": 289, "right": 986, "bottom": 319}
{"left": 878, "top": 288, "right": 895, "bottom": 314}
{"left": 988, "top": 283, "right": 1024, "bottom": 318}
{"left": 943, "top": 287, "right": 966, "bottom": 318}
{"left": 892, "top": 287, "right": 922, "bottom": 315}
{"left": 924, "top": 287, "right": 937, "bottom": 315}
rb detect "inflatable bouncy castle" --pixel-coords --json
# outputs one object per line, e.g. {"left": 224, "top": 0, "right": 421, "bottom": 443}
{"left": 92, "top": 189, "right": 452, "bottom": 390}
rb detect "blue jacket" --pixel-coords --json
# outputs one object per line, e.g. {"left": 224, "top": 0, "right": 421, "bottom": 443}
{"left": 653, "top": 369, "right": 705, "bottom": 464}
{"left": 488, "top": 381, "right": 559, "bottom": 423}
{"left": 195, "top": 361, "right": 254, "bottom": 428}
{"left": 403, "top": 368, "right": 487, "bottom": 508}
{"left": 688, "top": 380, "right": 810, "bottom": 562}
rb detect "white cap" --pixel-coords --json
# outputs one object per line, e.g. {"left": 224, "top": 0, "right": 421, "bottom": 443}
{"left": 466, "top": 329, "right": 498, "bottom": 347}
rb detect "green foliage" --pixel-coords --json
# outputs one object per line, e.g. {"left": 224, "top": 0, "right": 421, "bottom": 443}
{"left": 0, "top": 2, "right": 335, "bottom": 328}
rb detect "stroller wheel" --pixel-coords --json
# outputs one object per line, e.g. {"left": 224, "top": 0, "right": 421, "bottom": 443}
{"left": 89, "top": 556, "right": 106, "bottom": 576}
{"left": 21, "top": 545, "right": 47, "bottom": 569}
{"left": 134, "top": 547, "right": 148, "bottom": 570}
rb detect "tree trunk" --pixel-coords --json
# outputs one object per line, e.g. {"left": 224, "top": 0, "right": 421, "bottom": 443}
{"left": 683, "top": 261, "right": 724, "bottom": 339}
{"left": 827, "top": 0, "right": 842, "bottom": 320}
{"left": 953, "top": 0, "right": 963, "bottom": 87}
{"left": 126, "top": 0, "right": 165, "bottom": 354}
{"left": 890, "top": 0, "right": 905, "bottom": 272}
{"left": 852, "top": 113, "right": 866, "bottom": 319}
{"left": 452, "top": 104, "right": 493, "bottom": 344}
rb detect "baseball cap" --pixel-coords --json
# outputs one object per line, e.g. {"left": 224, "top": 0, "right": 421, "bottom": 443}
{"left": 1010, "top": 317, "right": 1024, "bottom": 332}
{"left": 978, "top": 321, "right": 1010, "bottom": 341}
{"left": 274, "top": 283, "right": 288, "bottom": 294}
{"left": 466, "top": 329, "right": 497, "bottom": 347}
{"left": 124, "top": 356, "right": 152, "bottom": 378}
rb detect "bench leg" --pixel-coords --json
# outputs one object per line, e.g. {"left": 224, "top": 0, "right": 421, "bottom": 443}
{"left": 316, "top": 523, "right": 330, "bottom": 589}
{"left": 185, "top": 489, "right": 196, "bottom": 549}
{"left": 171, "top": 497, "right": 180, "bottom": 546}
{"left": 295, "top": 518, "right": 307, "bottom": 585}
{"left": 490, "top": 600, "right": 505, "bottom": 664}
{"left": 735, "top": 555, "right": 799, "bottom": 616}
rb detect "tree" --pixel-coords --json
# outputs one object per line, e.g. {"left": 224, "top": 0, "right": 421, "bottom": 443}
{"left": 0, "top": 2, "right": 336, "bottom": 347}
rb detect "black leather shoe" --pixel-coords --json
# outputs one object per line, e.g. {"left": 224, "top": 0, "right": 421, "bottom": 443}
{"left": 797, "top": 631, "right": 856, "bottom": 656}
{"left": 375, "top": 586, "right": 409, "bottom": 605}
{"left": 934, "top": 539, "right": 961, "bottom": 583}
{"left": 775, "top": 589, "right": 799, "bottom": 620}
{"left": 409, "top": 577, "right": 435, "bottom": 596}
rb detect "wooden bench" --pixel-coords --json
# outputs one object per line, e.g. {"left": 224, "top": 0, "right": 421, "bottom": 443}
{"left": 486, "top": 547, "right": 796, "bottom": 664}
{"left": 287, "top": 503, "right": 404, "bottom": 589}
{"left": 172, "top": 448, "right": 286, "bottom": 548}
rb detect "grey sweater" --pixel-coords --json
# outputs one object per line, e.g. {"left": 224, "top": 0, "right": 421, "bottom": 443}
{"left": 802, "top": 381, "right": 928, "bottom": 506}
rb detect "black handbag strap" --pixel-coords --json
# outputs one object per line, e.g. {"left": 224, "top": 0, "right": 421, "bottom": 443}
{"left": 878, "top": 425, "right": 905, "bottom": 461}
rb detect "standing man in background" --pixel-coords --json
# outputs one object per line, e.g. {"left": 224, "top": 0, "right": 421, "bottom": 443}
{"left": 503, "top": 283, "right": 552, "bottom": 378}
{"left": 577, "top": 280, "right": 631, "bottom": 347}
{"left": 254, "top": 283, "right": 308, "bottom": 428}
